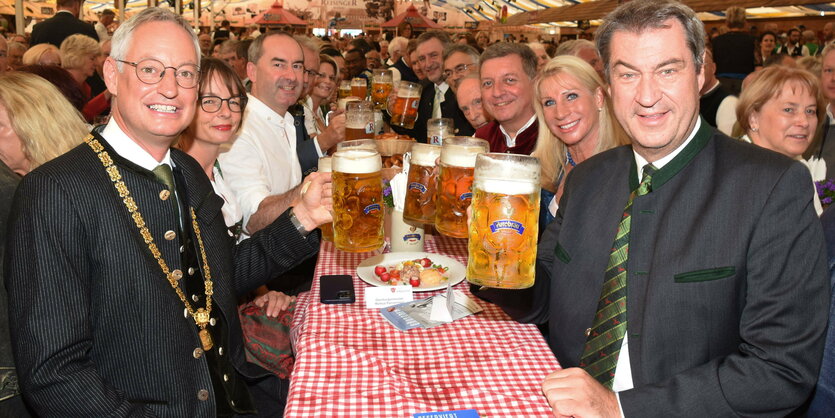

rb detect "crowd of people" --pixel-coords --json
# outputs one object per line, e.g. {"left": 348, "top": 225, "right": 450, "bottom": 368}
{"left": 2, "top": 0, "right": 835, "bottom": 416}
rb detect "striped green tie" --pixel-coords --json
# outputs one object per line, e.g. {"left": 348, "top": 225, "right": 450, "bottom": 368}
{"left": 579, "top": 164, "right": 656, "bottom": 388}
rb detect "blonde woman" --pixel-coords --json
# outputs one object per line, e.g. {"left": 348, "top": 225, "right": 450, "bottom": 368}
{"left": 21, "top": 43, "right": 61, "bottom": 67}
{"left": 0, "top": 71, "right": 87, "bottom": 416}
{"left": 60, "top": 34, "right": 109, "bottom": 122}
{"left": 531, "top": 55, "right": 628, "bottom": 225}
{"left": 735, "top": 65, "right": 827, "bottom": 214}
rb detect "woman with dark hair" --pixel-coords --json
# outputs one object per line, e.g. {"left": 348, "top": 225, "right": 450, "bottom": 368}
{"left": 17, "top": 65, "right": 88, "bottom": 113}
{"left": 397, "top": 21, "right": 414, "bottom": 39}
{"left": 177, "top": 58, "right": 296, "bottom": 416}
{"left": 755, "top": 31, "right": 778, "bottom": 68}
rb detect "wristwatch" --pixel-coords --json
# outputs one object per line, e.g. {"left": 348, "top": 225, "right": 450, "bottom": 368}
{"left": 288, "top": 208, "right": 311, "bottom": 238}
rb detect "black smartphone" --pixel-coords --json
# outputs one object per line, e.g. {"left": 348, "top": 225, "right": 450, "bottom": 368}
{"left": 320, "top": 275, "right": 355, "bottom": 304}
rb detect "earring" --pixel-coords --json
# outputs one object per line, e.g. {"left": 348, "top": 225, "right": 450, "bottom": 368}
{"left": 751, "top": 127, "right": 759, "bottom": 132}
{"left": 597, "top": 107, "right": 602, "bottom": 112}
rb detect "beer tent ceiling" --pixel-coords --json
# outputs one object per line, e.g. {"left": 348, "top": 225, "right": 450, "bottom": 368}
{"left": 4, "top": 0, "right": 835, "bottom": 27}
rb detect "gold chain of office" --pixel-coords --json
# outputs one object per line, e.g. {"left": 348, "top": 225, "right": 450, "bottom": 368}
{"left": 84, "top": 134, "right": 216, "bottom": 351}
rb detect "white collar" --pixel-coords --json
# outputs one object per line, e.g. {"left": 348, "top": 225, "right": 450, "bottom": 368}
{"left": 499, "top": 114, "right": 537, "bottom": 143}
{"left": 633, "top": 118, "right": 701, "bottom": 177}
{"left": 827, "top": 104, "right": 834, "bottom": 125}
{"left": 701, "top": 80, "right": 721, "bottom": 96}
{"left": 246, "top": 93, "right": 294, "bottom": 126}
{"left": 435, "top": 82, "right": 449, "bottom": 95}
{"left": 101, "top": 119, "right": 172, "bottom": 171}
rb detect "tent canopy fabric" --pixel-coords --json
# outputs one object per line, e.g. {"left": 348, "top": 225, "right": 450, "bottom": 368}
{"left": 254, "top": 1, "right": 306, "bottom": 26}
{"left": 381, "top": 4, "right": 442, "bottom": 28}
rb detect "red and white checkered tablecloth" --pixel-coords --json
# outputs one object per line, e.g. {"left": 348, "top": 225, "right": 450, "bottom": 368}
{"left": 285, "top": 235, "right": 561, "bottom": 418}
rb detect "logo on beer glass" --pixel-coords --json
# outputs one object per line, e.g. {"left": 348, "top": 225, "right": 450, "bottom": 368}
{"left": 408, "top": 182, "right": 427, "bottom": 193}
{"left": 459, "top": 192, "right": 472, "bottom": 200}
{"left": 363, "top": 203, "right": 381, "bottom": 214}
{"left": 490, "top": 220, "right": 525, "bottom": 235}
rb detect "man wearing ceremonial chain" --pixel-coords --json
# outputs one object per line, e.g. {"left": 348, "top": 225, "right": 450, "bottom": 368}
{"left": 5, "top": 8, "right": 332, "bottom": 416}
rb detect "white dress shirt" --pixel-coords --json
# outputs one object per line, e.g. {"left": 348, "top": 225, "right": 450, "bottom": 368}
{"left": 101, "top": 119, "right": 171, "bottom": 169}
{"left": 218, "top": 94, "right": 302, "bottom": 230}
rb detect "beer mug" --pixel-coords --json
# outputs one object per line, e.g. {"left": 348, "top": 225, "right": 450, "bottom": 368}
{"left": 427, "top": 118, "right": 454, "bottom": 146}
{"left": 351, "top": 77, "right": 368, "bottom": 99}
{"left": 345, "top": 101, "right": 375, "bottom": 141}
{"left": 371, "top": 69, "right": 393, "bottom": 110}
{"left": 338, "top": 80, "right": 352, "bottom": 99}
{"left": 403, "top": 143, "right": 442, "bottom": 224}
{"left": 332, "top": 149, "right": 385, "bottom": 252}
{"left": 390, "top": 81, "right": 422, "bottom": 129}
{"left": 317, "top": 156, "right": 334, "bottom": 242}
{"left": 467, "top": 153, "right": 540, "bottom": 289}
{"left": 434, "top": 137, "right": 489, "bottom": 238}
{"left": 337, "top": 138, "right": 377, "bottom": 151}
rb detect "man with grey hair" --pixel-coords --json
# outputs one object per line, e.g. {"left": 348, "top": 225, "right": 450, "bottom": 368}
{"left": 455, "top": 74, "right": 492, "bottom": 130}
{"left": 442, "top": 43, "right": 479, "bottom": 93}
{"left": 475, "top": 42, "right": 539, "bottom": 154}
{"left": 6, "top": 8, "right": 332, "bottom": 416}
{"left": 555, "top": 39, "right": 603, "bottom": 79}
{"left": 387, "top": 35, "right": 417, "bottom": 85}
{"left": 95, "top": 9, "right": 115, "bottom": 41}
{"left": 218, "top": 39, "right": 248, "bottom": 83}
{"left": 527, "top": 41, "right": 549, "bottom": 71}
{"left": 478, "top": 0, "right": 828, "bottom": 416}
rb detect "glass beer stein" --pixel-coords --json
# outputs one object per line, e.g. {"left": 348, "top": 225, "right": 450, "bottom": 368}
{"left": 318, "top": 156, "right": 334, "bottom": 242}
{"left": 332, "top": 148, "right": 385, "bottom": 252}
{"left": 467, "top": 153, "right": 540, "bottom": 289}
{"left": 427, "top": 118, "right": 454, "bottom": 146}
{"left": 338, "top": 80, "right": 352, "bottom": 99}
{"left": 371, "top": 69, "right": 393, "bottom": 110}
{"left": 390, "top": 81, "right": 422, "bottom": 129}
{"left": 403, "top": 143, "right": 442, "bottom": 224}
{"left": 345, "top": 101, "right": 375, "bottom": 141}
{"left": 434, "top": 137, "right": 489, "bottom": 238}
{"left": 351, "top": 77, "right": 368, "bottom": 99}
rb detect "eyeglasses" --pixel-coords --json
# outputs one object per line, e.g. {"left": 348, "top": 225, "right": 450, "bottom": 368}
{"left": 304, "top": 69, "right": 322, "bottom": 78}
{"left": 199, "top": 95, "right": 247, "bottom": 113}
{"left": 443, "top": 63, "right": 474, "bottom": 79}
{"left": 116, "top": 58, "right": 200, "bottom": 89}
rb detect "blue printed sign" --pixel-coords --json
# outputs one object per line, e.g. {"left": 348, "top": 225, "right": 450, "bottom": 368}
{"left": 490, "top": 219, "right": 525, "bottom": 235}
{"left": 403, "top": 233, "right": 422, "bottom": 243}
{"left": 363, "top": 203, "right": 381, "bottom": 214}
{"left": 409, "top": 182, "right": 428, "bottom": 193}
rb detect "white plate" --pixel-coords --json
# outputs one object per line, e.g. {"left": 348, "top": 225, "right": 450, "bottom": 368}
{"left": 356, "top": 252, "right": 466, "bottom": 292}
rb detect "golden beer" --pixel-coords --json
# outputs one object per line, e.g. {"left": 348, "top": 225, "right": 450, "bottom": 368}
{"left": 338, "top": 80, "right": 351, "bottom": 99}
{"left": 390, "top": 81, "right": 422, "bottom": 129}
{"left": 403, "top": 143, "right": 442, "bottom": 224}
{"left": 434, "top": 137, "right": 489, "bottom": 238}
{"left": 332, "top": 149, "right": 385, "bottom": 252}
{"left": 371, "top": 69, "right": 393, "bottom": 110}
{"left": 351, "top": 77, "right": 368, "bottom": 99}
{"left": 318, "top": 156, "right": 334, "bottom": 242}
{"left": 345, "top": 101, "right": 374, "bottom": 142}
{"left": 467, "top": 154, "right": 540, "bottom": 289}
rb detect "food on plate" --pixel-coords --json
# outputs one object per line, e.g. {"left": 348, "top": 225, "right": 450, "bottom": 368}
{"left": 374, "top": 257, "right": 449, "bottom": 287}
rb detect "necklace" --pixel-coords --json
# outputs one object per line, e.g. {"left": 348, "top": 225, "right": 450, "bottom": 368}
{"left": 84, "top": 134, "right": 216, "bottom": 351}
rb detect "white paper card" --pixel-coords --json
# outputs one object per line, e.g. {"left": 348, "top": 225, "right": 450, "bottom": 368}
{"left": 429, "top": 284, "right": 455, "bottom": 322}
{"left": 366, "top": 286, "right": 414, "bottom": 309}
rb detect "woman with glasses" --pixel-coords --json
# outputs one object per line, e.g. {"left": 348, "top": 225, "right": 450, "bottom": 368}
{"left": 177, "top": 58, "right": 297, "bottom": 410}
{"left": 299, "top": 55, "right": 345, "bottom": 153}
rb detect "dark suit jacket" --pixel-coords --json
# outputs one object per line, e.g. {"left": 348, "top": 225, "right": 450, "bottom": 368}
{"left": 481, "top": 121, "right": 829, "bottom": 416}
{"left": 0, "top": 161, "right": 20, "bottom": 402}
{"left": 390, "top": 57, "right": 418, "bottom": 84}
{"left": 5, "top": 133, "right": 319, "bottom": 416}
{"left": 30, "top": 11, "right": 98, "bottom": 47}
{"left": 389, "top": 81, "right": 475, "bottom": 142}
{"left": 290, "top": 104, "right": 319, "bottom": 177}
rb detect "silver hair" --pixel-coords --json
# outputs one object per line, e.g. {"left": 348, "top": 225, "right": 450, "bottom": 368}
{"left": 554, "top": 39, "right": 595, "bottom": 57}
{"left": 389, "top": 36, "right": 408, "bottom": 55}
{"left": 595, "top": 0, "right": 705, "bottom": 81}
{"left": 443, "top": 44, "right": 480, "bottom": 66}
{"left": 110, "top": 7, "right": 199, "bottom": 71}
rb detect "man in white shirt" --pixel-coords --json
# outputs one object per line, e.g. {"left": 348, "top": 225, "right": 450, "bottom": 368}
{"left": 699, "top": 48, "right": 738, "bottom": 136}
{"left": 219, "top": 32, "right": 322, "bottom": 234}
{"left": 95, "top": 9, "right": 114, "bottom": 42}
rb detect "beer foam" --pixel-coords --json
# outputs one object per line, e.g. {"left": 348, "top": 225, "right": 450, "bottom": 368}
{"left": 397, "top": 89, "right": 421, "bottom": 99}
{"left": 409, "top": 144, "right": 442, "bottom": 166}
{"left": 333, "top": 149, "right": 382, "bottom": 173}
{"left": 346, "top": 119, "right": 370, "bottom": 129}
{"left": 479, "top": 178, "right": 537, "bottom": 195}
{"left": 441, "top": 145, "right": 486, "bottom": 167}
{"left": 318, "top": 157, "right": 332, "bottom": 173}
